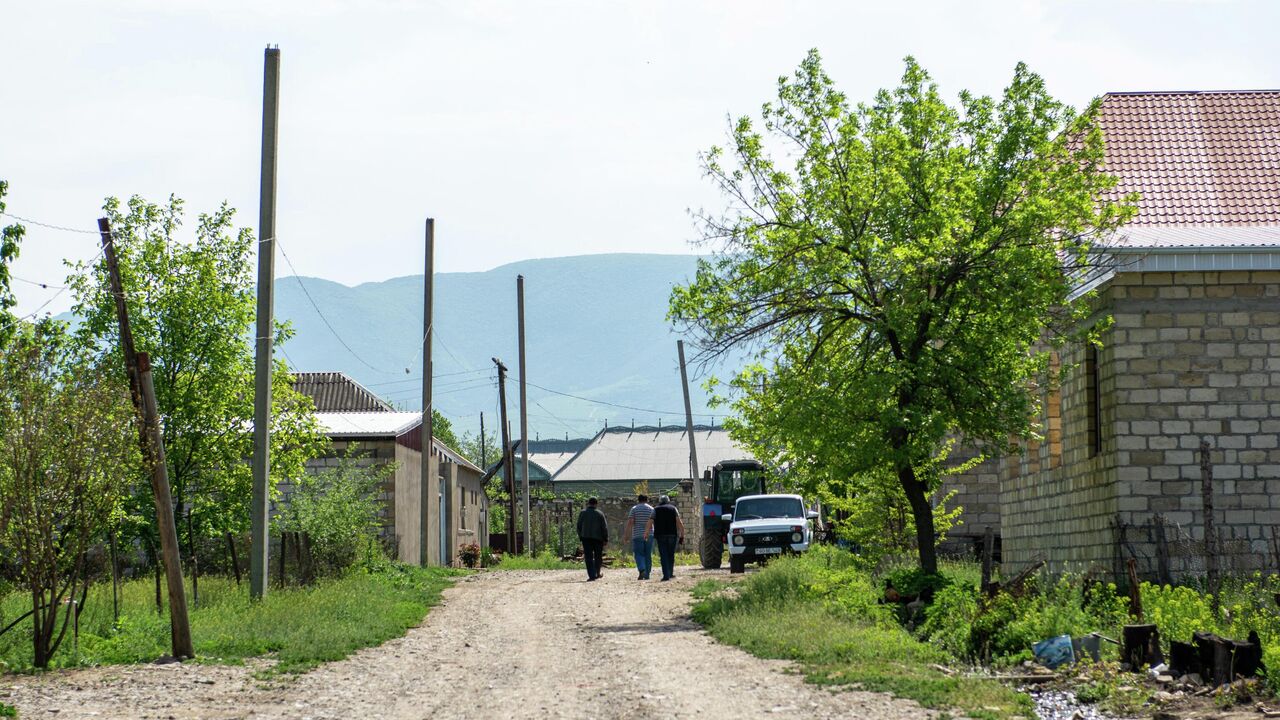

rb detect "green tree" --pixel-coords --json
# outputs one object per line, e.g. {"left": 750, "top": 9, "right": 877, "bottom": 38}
{"left": 670, "top": 53, "right": 1134, "bottom": 572}
{"left": 0, "top": 181, "right": 26, "bottom": 343}
{"left": 431, "top": 410, "right": 461, "bottom": 453}
{"left": 67, "top": 195, "right": 327, "bottom": 583}
{"left": 0, "top": 319, "right": 138, "bottom": 667}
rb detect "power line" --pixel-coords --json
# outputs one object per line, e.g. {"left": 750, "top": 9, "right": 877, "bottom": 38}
{"left": 0, "top": 240, "right": 111, "bottom": 335}
{"left": 525, "top": 380, "right": 717, "bottom": 418}
{"left": 275, "top": 236, "right": 400, "bottom": 375}
{"left": 365, "top": 368, "right": 489, "bottom": 388}
{"left": 8, "top": 275, "right": 68, "bottom": 290}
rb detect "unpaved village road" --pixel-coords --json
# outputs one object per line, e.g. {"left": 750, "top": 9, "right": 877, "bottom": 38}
{"left": 4, "top": 568, "right": 940, "bottom": 720}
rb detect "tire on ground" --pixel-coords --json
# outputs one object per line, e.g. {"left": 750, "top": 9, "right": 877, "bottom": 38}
{"left": 729, "top": 555, "right": 745, "bottom": 574}
{"left": 699, "top": 532, "right": 723, "bottom": 569}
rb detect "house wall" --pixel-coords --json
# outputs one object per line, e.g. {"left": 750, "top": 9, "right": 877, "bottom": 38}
{"left": 1104, "top": 270, "right": 1280, "bottom": 576}
{"left": 1000, "top": 319, "right": 1121, "bottom": 573}
{"left": 454, "top": 466, "right": 486, "bottom": 555}
{"left": 394, "top": 442, "right": 423, "bottom": 564}
{"left": 938, "top": 448, "right": 1002, "bottom": 556}
{"left": 1001, "top": 270, "right": 1280, "bottom": 577}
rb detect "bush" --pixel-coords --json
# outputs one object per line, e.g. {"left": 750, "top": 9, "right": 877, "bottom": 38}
{"left": 458, "top": 544, "right": 481, "bottom": 568}
{"left": 280, "top": 446, "right": 394, "bottom": 575}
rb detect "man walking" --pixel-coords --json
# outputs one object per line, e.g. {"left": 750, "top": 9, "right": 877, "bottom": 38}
{"left": 646, "top": 495, "right": 685, "bottom": 581}
{"left": 622, "top": 494, "right": 655, "bottom": 580}
{"left": 576, "top": 497, "right": 608, "bottom": 581}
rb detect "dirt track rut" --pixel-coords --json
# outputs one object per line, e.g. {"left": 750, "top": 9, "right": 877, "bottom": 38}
{"left": 4, "top": 568, "right": 937, "bottom": 719}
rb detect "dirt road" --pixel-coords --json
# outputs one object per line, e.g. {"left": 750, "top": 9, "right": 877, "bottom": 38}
{"left": 4, "top": 568, "right": 938, "bottom": 719}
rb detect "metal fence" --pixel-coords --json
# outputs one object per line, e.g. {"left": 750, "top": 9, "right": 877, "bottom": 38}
{"left": 1112, "top": 513, "right": 1280, "bottom": 584}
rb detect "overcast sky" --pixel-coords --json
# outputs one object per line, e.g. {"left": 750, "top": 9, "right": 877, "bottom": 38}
{"left": 3, "top": 0, "right": 1277, "bottom": 315}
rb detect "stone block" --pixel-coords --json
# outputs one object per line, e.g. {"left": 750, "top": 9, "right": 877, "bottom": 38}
{"left": 1231, "top": 420, "right": 1261, "bottom": 433}
{"left": 1160, "top": 420, "right": 1191, "bottom": 434}
{"left": 1206, "top": 286, "right": 1236, "bottom": 299}
{"left": 1239, "top": 403, "right": 1268, "bottom": 418}
{"left": 1158, "top": 286, "right": 1191, "bottom": 299}
{"left": 1191, "top": 420, "right": 1224, "bottom": 435}
{"left": 1157, "top": 389, "right": 1188, "bottom": 403}
{"left": 1251, "top": 435, "right": 1278, "bottom": 449}
{"left": 1188, "top": 388, "right": 1219, "bottom": 402}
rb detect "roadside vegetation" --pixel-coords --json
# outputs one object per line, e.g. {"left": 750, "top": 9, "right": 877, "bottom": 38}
{"left": 692, "top": 547, "right": 1032, "bottom": 719}
{"left": 696, "top": 546, "right": 1280, "bottom": 717}
{"left": 0, "top": 563, "right": 461, "bottom": 674}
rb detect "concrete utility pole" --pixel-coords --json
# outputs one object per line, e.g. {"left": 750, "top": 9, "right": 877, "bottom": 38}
{"left": 517, "top": 275, "right": 530, "bottom": 554}
{"left": 480, "top": 412, "right": 487, "bottom": 468}
{"left": 678, "top": 340, "right": 701, "bottom": 501}
{"left": 421, "top": 218, "right": 436, "bottom": 566}
{"left": 494, "top": 358, "right": 515, "bottom": 553}
{"left": 250, "top": 45, "right": 280, "bottom": 599}
{"left": 100, "top": 219, "right": 193, "bottom": 658}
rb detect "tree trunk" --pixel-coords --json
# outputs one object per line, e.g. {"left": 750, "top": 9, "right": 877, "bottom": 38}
{"left": 899, "top": 464, "right": 938, "bottom": 573}
{"left": 226, "top": 532, "right": 241, "bottom": 586}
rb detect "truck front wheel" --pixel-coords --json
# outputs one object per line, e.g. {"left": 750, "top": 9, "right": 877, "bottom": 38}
{"left": 729, "top": 554, "right": 745, "bottom": 574}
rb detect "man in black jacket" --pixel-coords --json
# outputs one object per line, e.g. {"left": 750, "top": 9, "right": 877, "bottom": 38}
{"left": 576, "top": 497, "right": 609, "bottom": 581}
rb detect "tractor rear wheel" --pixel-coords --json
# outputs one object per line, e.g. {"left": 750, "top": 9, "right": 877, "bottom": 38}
{"left": 699, "top": 532, "right": 723, "bottom": 569}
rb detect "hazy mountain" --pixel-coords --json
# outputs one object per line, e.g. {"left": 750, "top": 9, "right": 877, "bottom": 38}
{"left": 275, "top": 253, "right": 741, "bottom": 440}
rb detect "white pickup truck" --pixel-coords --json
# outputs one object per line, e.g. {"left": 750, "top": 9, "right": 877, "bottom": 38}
{"left": 724, "top": 494, "right": 818, "bottom": 573}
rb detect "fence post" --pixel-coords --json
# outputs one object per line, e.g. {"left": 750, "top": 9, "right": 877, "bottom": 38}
{"left": 1154, "top": 514, "right": 1171, "bottom": 586}
{"left": 1200, "top": 439, "right": 1219, "bottom": 611}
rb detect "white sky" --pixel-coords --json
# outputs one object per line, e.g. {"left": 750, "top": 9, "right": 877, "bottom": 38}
{"left": 3, "top": 0, "right": 1277, "bottom": 316}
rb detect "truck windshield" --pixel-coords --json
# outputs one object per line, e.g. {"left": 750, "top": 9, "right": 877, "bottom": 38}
{"left": 733, "top": 497, "right": 804, "bottom": 520}
{"left": 716, "top": 468, "right": 765, "bottom": 506}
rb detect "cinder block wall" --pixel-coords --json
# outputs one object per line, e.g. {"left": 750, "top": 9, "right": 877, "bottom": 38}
{"left": 1001, "top": 270, "right": 1280, "bottom": 576}
{"left": 1106, "top": 270, "right": 1280, "bottom": 573}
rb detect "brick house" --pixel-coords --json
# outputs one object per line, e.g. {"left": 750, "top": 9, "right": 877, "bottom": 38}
{"left": 291, "top": 372, "right": 487, "bottom": 566}
{"left": 977, "top": 90, "right": 1280, "bottom": 576}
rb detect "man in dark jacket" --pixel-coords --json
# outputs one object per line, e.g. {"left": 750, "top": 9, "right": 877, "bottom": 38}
{"left": 645, "top": 495, "right": 685, "bottom": 581}
{"left": 576, "top": 497, "right": 609, "bottom": 581}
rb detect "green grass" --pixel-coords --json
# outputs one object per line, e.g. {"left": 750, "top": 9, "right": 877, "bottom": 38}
{"left": 691, "top": 547, "right": 1034, "bottom": 720}
{"left": 0, "top": 564, "right": 464, "bottom": 674}
{"left": 491, "top": 552, "right": 580, "bottom": 570}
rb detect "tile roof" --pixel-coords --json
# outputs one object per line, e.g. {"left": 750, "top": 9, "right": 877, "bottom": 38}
{"left": 1098, "top": 91, "right": 1280, "bottom": 226}
{"left": 552, "top": 425, "right": 754, "bottom": 483}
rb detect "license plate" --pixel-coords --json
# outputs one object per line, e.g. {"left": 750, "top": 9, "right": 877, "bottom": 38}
{"left": 755, "top": 547, "right": 781, "bottom": 554}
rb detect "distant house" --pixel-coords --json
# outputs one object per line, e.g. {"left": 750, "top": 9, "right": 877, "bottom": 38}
{"left": 482, "top": 436, "right": 592, "bottom": 492}
{"left": 550, "top": 424, "right": 753, "bottom": 498}
{"left": 945, "top": 90, "right": 1280, "bottom": 577}
{"left": 291, "top": 372, "right": 487, "bottom": 565}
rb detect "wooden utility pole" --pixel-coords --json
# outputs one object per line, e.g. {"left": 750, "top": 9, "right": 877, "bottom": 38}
{"left": 250, "top": 45, "right": 281, "bottom": 599}
{"left": 494, "top": 358, "right": 514, "bottom": 552}
{"left": 99, "top": 219, "right": 193, "bottom": 658}
{"left": 677, "top": 340, "right": 701, "bottom": 501}
{"left": 517, "top": 275, "right": 530, "bottom": 554}
{"left": 421, "top": 218, "right": 435, "bottom": 566}
{"left": 480, "top": 412, "right": 487, "bottom": 468}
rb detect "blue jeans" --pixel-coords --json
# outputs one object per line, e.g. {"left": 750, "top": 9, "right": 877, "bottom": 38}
{"left": 632, "top": 537, "right": 653, "bottom": 578}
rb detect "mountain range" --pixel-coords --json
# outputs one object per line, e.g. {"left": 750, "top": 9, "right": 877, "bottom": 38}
{"left": 275, "top": 253, "right": 741, "bottom": 441}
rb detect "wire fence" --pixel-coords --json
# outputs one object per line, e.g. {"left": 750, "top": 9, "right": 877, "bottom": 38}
{"left": 1112, "top": 513, "right": 1279, "bottom": 585}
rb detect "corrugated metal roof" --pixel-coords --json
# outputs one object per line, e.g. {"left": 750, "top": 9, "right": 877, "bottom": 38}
{"left": 292, "top": 372, "right": 393, "bottom": 413}
{"left": 1098, "top": 90, "right": 1280, "bottom": 226}
{"left": 552, "top": 425, "right": 753, "bottom": 483}
{"left": 1108, "top": 225, "right": 1280, "bottom": 250}
{"left": 315, "top": 412, "right": 421, "bottom": 436}
{"left": 314, "top": 412, "right": 481, "bottom": 472}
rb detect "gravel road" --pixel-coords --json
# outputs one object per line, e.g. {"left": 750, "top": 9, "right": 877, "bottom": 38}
{"left": 3, "top": 567, "right": 939, "bottom": 720}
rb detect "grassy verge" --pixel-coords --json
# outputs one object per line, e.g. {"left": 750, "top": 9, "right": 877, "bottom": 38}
{"left": 491, "top": 552, "right": 580, "bottom": 570}
{"left": 0, "top": 564, "right": 464, "bottom": 673}
{"left": 690, "top": 547, "right": 1033, "bottom": 720}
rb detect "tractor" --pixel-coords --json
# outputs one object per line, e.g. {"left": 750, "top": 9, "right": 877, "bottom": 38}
{"left": 699, "top": 459, "right": 767, "bottom": 569}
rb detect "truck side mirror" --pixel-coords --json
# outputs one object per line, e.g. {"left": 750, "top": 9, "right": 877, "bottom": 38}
{"left": 722, "top": 514, "right": 733, "bottom": 523}
{"left": 806, "top": 510, "right": 819, "bottom": 520}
